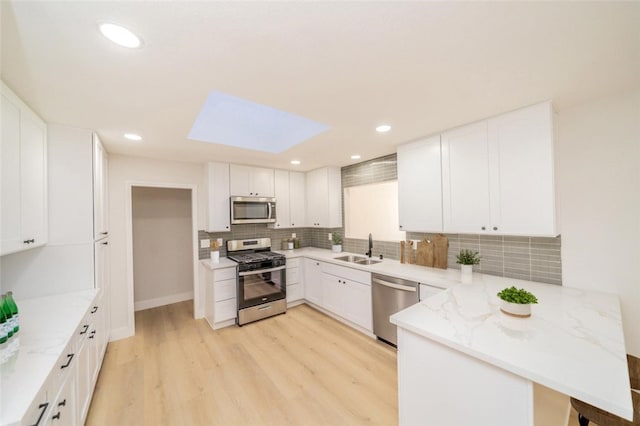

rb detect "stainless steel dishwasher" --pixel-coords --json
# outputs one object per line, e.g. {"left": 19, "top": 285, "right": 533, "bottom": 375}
{"left": 372, "top": 273, "right": 419, "bottom": 346}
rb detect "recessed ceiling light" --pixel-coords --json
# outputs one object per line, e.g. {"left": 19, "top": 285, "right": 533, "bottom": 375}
{"left": 290, "top": 160, "right": 301, "bottom": 165}
{"left": 376, "top": 124, "right": 391, "bottom": 133}
{"left": 351, "top": 155, "right": 361, "bottom": 160}
{"left": 99, "top": 23, "right": 142, "bottom": 48}
{"left": 124, "top": 133, "right": 142, "bottom": 141}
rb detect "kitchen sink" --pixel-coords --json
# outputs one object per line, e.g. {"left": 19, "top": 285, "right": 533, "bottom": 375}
{"left": 334, "top": 255, "right": 367, "bottom": 263}
{"left": 334, "top": 255, "right": 381, "bottom": 265}
{"left": 355, "top": 258, "right": 381, "bottom": 265}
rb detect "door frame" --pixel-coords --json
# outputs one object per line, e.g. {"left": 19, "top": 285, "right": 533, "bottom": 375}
{"left": 124, "top": 181, "right": 200, "bottom": 336}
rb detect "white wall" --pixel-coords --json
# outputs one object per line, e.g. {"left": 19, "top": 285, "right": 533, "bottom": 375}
{"left": 132, "top": 187, "right": 193, "bottom": 310}
{"left": 108, "top": 155, "right": 205, "bottom": 339}
{"left": 556, "top": 88, "right": 640, "bottom": 356}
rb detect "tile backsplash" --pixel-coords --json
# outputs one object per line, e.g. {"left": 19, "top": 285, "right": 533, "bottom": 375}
{"left": 198, "top": 153, "right": 562, "bottom": 285}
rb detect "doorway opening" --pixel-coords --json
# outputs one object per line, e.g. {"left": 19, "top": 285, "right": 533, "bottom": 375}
{"left": 131, "top": 186, "right": 194, "bottom": 314}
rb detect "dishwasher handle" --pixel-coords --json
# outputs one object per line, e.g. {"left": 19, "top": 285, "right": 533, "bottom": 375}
{"left": 372, "top": 277, "right": 417, "bottom": 292}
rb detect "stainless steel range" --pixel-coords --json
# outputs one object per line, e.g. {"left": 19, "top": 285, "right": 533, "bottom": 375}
{"left": 227, "top": 238, "right": 286, "bottom": 326}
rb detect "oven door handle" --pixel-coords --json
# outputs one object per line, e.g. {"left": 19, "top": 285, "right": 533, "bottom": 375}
{"left": 239, "top": 265, "right": 286, "bottom": 277}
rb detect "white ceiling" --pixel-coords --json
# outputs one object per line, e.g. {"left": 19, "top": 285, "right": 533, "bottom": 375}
{"left": 2, "top": 1, "right": 639, "bottom": 171}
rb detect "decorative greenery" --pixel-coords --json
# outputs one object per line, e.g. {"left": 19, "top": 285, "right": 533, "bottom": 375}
{"left": 456, "top": 249, "right": 481, "bottom": 265}
{"left": 497, "top": 286, "right": 539, "bottom": 304}
{"left": 331, "top": 233, "right": 343, "bottom": 245}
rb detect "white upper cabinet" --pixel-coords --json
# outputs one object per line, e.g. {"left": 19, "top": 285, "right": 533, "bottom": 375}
{"left": 441, "top": 121, "right": 491, "bottom": 234}
{"left": 268, "top": 170, "right": 307, "bottom": 229}
{"left": 93, "top": 134, "right": 109, "bottom": 239}
{"left": 205, "top": 162, "right": 231, "bottom": 232}
{"left": 441, "top": 101, "right": 557, "bottom": 236}
{"left": 229, "top": 164, "right": 275, "bottom": 197}
{"left": 289, "top": 171, "right": 306, "bottom": 228}
{"left": 270, "top": 169, "right": 291, "bottom": 229}
{"left": 487, "top": 101, "right": 556, "bottom": 236}
{"left": 306, "top": 166, "right": 342, "bottom": 228}
{"left": 1, "top": 82, "right": 48, "bottom": 255}
{"left": 397, "top": 135, "right": 443, "bottom": 232}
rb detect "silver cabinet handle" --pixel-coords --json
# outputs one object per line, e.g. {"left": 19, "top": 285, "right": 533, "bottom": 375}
{"left": 372, "top": 278, "right": 417, "bottom": 292}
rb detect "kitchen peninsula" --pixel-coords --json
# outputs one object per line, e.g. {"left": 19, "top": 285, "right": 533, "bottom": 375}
{"left": 391, "top": 277, "right": 631, "bottom": 425}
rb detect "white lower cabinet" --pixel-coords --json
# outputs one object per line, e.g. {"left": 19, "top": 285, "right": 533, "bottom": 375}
{"left": 321, "top": 263, "right": 372, "bottom": 331}
{"left": 203, "top": 264, "right": 238, "bottom": 328}
{"left": 303, "top": 258, "right": 323, "bottom": 306}
{"left": 12, "top": 291, "right": 106, "bottom": 426}
{"left": 286, "top": 258, "right": 303, "bottom": 303}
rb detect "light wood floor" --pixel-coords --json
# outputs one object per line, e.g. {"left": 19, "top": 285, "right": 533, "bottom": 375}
{"left": 86, "top": 300, "right": 591, "bottom": 426}
{"left": 86, "top": 301, "right": 398, "bottom": 425}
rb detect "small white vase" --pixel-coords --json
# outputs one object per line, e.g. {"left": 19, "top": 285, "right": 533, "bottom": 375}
{"left": 211, "top": 250, "right": 220, "bottom": 263}
{"left": 500, "top": 300, "right": 532, "bottom": 318}
{"left": 460, "top": 264, "right": 473, "bottom": 283}
{"left": 331, "top": 244, "right": 342, "bottom": 253}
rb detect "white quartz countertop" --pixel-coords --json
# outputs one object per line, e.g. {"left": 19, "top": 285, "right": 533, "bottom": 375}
{"left": 274, "top": 247, "right": 458, "bottom": 288}
{"left": 390, "top": 278, "right": 632, "bottom": 421}
{"left": 200, "top": 257, "right": 238, "bottom": 270}
{"left": 1, "top": 289, "right": 99, "bottom": 425}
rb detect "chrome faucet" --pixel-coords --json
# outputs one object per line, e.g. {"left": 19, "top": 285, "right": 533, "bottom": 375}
{"left": 366, "top": 233, "right": 373, "bottom": 258}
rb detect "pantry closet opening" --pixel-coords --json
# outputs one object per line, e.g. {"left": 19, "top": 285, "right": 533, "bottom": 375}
{"left": 131, "top": 186, "right": 194, "bottom": 316}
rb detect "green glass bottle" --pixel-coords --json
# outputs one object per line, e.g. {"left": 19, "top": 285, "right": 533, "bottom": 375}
{"left": 0, "top": 295, "right": 13, "bottom": 339}
{"left": 0, "top": 301, "right": 8, "bottom": 344}
{"left": 6, "top": 292, "right": 18, "bottom": 334}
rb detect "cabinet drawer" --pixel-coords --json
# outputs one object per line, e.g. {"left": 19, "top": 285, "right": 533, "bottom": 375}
{"left": 215, "top": 299, "right": 236, "bottom": 322}
{"left": 214, "top": 278, "right": 237, "bottom": 302}
{"left": 322, "top": 262, "right": 371, "bottom": 285}
{"left": 215, "top": 267, "right": 236, "bottom": 281}
{"left": 287, "top": 258, "right": 301, "bottom": 269}
{"left": 287, "top": 267, "right": 300, "bottom": 285}
{"left": 51, "top": 338, "right": 77, "bottom": 393}
{"left": 287, "top": 283, "right": 303, "bottom": 302}
{"left": 24, "top": 384, "right": 51, "bottom": 426}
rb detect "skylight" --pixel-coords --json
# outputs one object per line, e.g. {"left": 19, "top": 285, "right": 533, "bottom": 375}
{"left": 188, "top": 91, "right": 329, "bottom": 153}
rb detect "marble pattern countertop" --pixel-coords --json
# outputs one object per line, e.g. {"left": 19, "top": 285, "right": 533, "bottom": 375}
{"left": 1, "top": 289, "right": 99, "bottom": 425}
{"left": 390, "top": 277, "right": 632, "bottom": 421}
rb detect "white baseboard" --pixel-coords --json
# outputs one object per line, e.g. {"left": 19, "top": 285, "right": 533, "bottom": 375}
{"left": 134, "top": 291, "right": 194, "bottom": 312}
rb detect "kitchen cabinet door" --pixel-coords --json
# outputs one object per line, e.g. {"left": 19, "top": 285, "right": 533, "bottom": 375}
{"left": 397, "top": 135, "right": 443, "bottom": 232}
{"left": 270, "top": 170, "right": 291, "bottom": 229}
{"left": 251, "top": 166, "right": 275, "bottom": 197}
{"left": 441, "top": 121, "right": 491, "bottom": 234}
{"left": 1, "top": 82, "right": 48, "bottom": 255}
{"left": 303, "top": 258, "right": 323, "bottom": 306}
{"left": 229, "top": 164, "right": 275, "bottom": 197}
{"left": 289, "top": 171, "right": 306, "bottom": 228}
{"left": 205, "top": 162, "right": 231, "bottom": 232}
{"left": 1, "top": 90, "right": 22, "bottom": 254}
{"left": 93, "top": 134, "right": 109, "bottom": 239}
{"left": 306, "top": 167, "right": 342, "bottom": 227}
{"left": 487, "top": 101, "right": 557, "bottom": 236}
{"left": 321, "top": 273, "right": 343, "bottom": 314}
{"left": 342, "top": 279, "right": 372, "bottom": 331}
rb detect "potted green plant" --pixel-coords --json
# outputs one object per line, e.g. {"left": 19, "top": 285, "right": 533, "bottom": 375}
{"left": 331, "top": 233, "right": 343, "bottom": 253}
{"left": 497, "top": 286, "right": 538, "bottom": 318}
{"left": 456, "top": 249, "right": 480, "bottom": 283}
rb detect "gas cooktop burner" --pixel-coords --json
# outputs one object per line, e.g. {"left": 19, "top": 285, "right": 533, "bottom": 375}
{"left": 228, "top": 251, "right": 284, "bottom": 264}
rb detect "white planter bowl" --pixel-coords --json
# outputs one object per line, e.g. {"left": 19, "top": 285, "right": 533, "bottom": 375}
{"left": 331, "top": 244, "right": 342, "bottom": 253}
{"left": 500, "top": 300, "right": 532, "bottom": 318}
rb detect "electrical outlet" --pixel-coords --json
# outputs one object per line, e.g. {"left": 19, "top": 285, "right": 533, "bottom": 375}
{"left": 200, "top": 239, "right": 210, "bottom": 249}
{"left": 217, "top": 238, "right": 223, "bottom": 246}
{"left": 328, "top": 233, "right": 332, "bottom": 241}
{"left": 291, "top": 233, "right": 296, "bottom": 239}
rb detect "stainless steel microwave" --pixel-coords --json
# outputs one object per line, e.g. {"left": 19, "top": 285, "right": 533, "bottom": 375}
{"left": 230, "top": 196, "right": 277, "bottom": 224}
